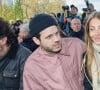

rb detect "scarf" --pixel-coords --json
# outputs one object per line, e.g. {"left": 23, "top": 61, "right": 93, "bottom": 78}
{"left": 92, "top": 43, "right": 100, "bottom": 90}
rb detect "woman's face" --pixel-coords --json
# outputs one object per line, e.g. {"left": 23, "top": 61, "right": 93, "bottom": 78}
{"left": 89, "top": 18, "right": 100, "bottom": 45}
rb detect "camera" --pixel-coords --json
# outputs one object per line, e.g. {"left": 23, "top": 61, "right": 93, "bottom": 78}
{"left": 62, "top": 5, "right": 69, "bottom": 11}
{"left": 82, "top": 8, "right": 88, "bottom": 12}
{"left": 82, "top": 0, "right": 89, "bottom": 12}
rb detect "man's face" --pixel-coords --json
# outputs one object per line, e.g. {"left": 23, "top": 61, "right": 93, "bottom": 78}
{"left": 71, "top": 18, "right": 81, "bottom": 32}
{"left": 39, "top": 25, "right": 62, "bottom": 53}
{"left": 71, "top": 7, "right": 77, "bottom": 15}
{"left": 88, "top": 4, "right": 94, "bottom": 12}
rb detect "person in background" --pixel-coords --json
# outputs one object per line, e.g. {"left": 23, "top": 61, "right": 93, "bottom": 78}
{"left": 83, "top": 11, "right": 100, "bottom": 90}
{"left": 82, "top": 3, "right": 96, "bottom": 26}
{"left": 69, "top": 18, "right": 84, "bottom": 41}
{"left": 69, "top": 5, "right": 81, "bottom": 20}
{"left": 87, "top": 3, "right": 96, "bottom": 14}
{"left": 23, "top": 13, "right": 86, "bottom": 90}
{"left": 59, "top": 4, "right": 81, "bottom": 34}
{"left": 0, "top": 17, "right": 31, "bottom": 90}
{"left": 18, "top": 23, "right": 38, "bottom": 51}
{"left": 18, "top": 23, "right": 30, "bottom": 43}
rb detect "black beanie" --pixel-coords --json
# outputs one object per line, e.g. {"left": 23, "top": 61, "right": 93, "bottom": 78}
{"left": 29, "top": 14, "right": 58, "bottom": 37}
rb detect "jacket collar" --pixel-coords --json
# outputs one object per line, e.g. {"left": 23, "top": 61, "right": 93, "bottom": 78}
{"left": 5, "top": 43, "right": 19, "bottom": 59}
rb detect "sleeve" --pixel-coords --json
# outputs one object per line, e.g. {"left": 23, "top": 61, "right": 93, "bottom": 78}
{"left": 19, "top": 49, "right": 32, "bottom": 90}
{"left": 59, "top": 13, "right": 64, "bottom": 23}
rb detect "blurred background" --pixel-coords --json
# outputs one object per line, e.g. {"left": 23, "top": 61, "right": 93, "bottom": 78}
{"left": 0, "top": 0, "right": 99, "bottom": 21}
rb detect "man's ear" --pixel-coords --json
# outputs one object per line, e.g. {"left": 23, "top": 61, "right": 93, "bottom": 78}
{"left": 32, "top": 37, "right": 40, "bottom": 45}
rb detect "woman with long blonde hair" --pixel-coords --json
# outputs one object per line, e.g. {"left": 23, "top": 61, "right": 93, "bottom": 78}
{"left": 84, "top": 11, "right": 100, "bottom": 90}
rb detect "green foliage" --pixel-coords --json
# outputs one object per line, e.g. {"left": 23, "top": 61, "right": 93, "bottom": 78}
{"left": 0, "top": 0, "right": 66, "bottom": 20}
{"left": 14, "top": 0, "right": 23, "bottom": 20}
{"left": 3, "top": 5, "right": 15, "bottom": 20}
{"left": 0, "top": 0, "right": 23, "bottom": 21}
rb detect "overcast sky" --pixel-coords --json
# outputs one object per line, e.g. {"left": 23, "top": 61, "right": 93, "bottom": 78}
{"left": 65, "top": 0, "right": 100, "bottom": 13}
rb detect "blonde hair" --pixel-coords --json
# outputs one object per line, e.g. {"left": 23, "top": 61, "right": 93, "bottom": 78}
{"left": 85, "top": 11, "right": 100, "bottom": 78}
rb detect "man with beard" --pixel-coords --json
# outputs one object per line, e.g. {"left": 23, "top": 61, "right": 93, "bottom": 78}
{"left": 23, "top": 14, "right": 86, "bottom": 90}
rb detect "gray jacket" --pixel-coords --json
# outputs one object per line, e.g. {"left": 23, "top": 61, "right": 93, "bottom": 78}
{"left": 0, "top": 45, "right": 31, "bottom": 90}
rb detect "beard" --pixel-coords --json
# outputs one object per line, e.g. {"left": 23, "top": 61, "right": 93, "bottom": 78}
{"left": 41, "top": 43, "right": 62, "bottom": 54}
{"left": 45, "top": 47, "right": 61, "bottom": 53}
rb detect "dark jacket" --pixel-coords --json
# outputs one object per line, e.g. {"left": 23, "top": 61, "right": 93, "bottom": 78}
{"left": 69, "top": 27, "right": 84, "bottom": 41}
{"left": 0, "top": 44, "right": 31, "bottom": 90}
{"left": 20, "top": 38, "right": 38, "bottom": 52}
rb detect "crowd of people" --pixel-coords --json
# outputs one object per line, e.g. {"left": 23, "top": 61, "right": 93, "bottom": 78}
{"left": 0, "top": 2, "right": 100, "bottom": 90}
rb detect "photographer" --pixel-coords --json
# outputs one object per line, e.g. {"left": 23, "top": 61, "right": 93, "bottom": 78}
{"left": 59, "top": 5, "right": 81, "bottom": 34}
{"left": 82, "top": 1, "right": 96, "bottom": 25}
